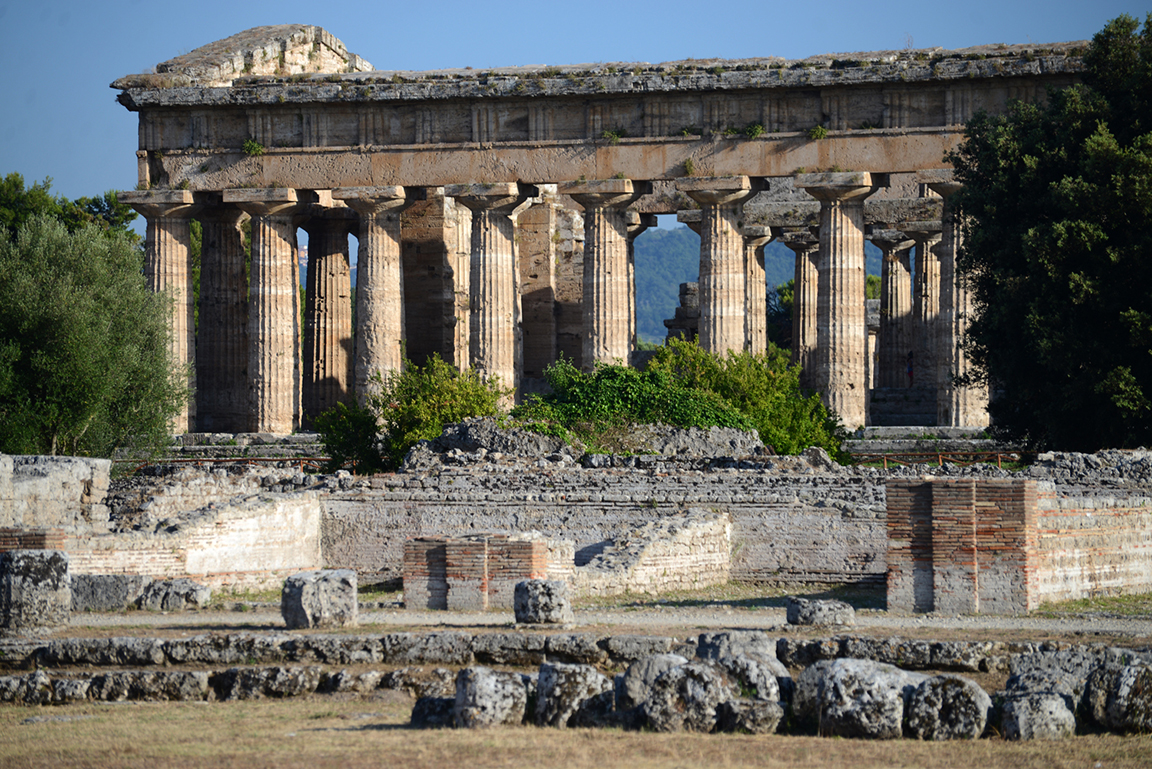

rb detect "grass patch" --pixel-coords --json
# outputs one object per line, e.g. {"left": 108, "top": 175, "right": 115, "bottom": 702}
{"left": 1032, "top": 592, "right": 1152, "bottom": 618}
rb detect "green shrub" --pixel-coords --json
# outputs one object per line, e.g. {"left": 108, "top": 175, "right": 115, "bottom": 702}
{"left": 512, "top": 355, "right": 754, "bottom": 453}
{"left": 646, "top": 338, "right": 847, "bottom": 460}
{"left": 313, "top": 401, "right": 385, "bottom": 474}
{"left": 370, "top": 354, "right": 509, "bottom": 467}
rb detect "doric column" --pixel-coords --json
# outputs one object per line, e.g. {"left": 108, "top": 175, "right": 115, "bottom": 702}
{"left": 676, "top": 176, "right": 765, "bottom": 355}
{"left": 560, "top": 179, "right": 649, "bottom": 369}
{"left": 118, "top": 190, "right": 200, "bottom": 433}
{"left": 626, "top": 212, "right": 657, "bottom": 352}
{"left": 196, "top": 201, "right": 249, "bottom": 432}
{"left": 741, "top": 225, "right": 774, "bottom": 355}
{"left": 795, "top": 172, "right": 886, "bottom": 429}
{"left": 922, "top": 172, "right": 989, "bottom": 427}
{"left": 868, "top": 229, "right": 915, "bottom": 389}
{"left": 778, "top": 228, "right": 820, "bottom": 389}
{"left": 333, "top": 187, "right": 419, "bottom": 403}
{"left": 224, "top": 189, "right": 307, "bottom": 434}
{"left": 301, "top": 212, "right": 356, "bottom": 423}
{"left": 445, "top": 182, "right": 537, "bottom": 390}
{"left": 903, "top": 221, "right": 943, "bottom": 394}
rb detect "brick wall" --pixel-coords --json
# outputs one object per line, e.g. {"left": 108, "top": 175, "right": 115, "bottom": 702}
{"left": 403, "top": 535, "right": 547, "bottom": 610}
{"left": 886, "top": 478, "right": 1152, "bottom": 614}
{"left": 0, "top": 528, "right": 67, "bottom": 552}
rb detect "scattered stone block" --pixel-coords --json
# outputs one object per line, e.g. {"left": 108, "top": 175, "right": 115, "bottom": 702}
{"left": 713, "top": 653, "right": 785, "bottom": 702}
{"left": 1001, "top": 692, "right": 1076, "bottom": 740}
{"left": 71, "top": 574, "right": 151, "bottom": 612}
{"left": 716, "top": 699, "right": 784, "bottom": 734}
{"left": 1087, "top": 663, "right": 1152, "bottom": 734}
{"left": 616, "top": 653, "right": 688, "bottom": 711}
{"left": 642, "top": 662, "right": 735, "bottom": 733}
{"left": 786, "top": 596, "right": 855, "bottom": 627}
{"left": 817, "top": 659, "right": 927, "bottom": 739}
{"left": 905, "top": 674, "right": 992, "bottom": 740}
{"left": 411, "top": 696, "right": 456, "bottom": 728}
{"left": 137, "top": 578, "right": 211, "bottom": 612}
{"left": 281, "top": 569, "right": 357, "bottom": 629}
{"left": 514, "top": 579, "right": 573, "bottom": 624}
{"left": 0, "top": 550, "right": 70, "bottom": 634}
{"left": 453, "top": 666, "right": 528, "bottom": 728}
{"left": 536, "top": 662, "right": 613, "bottom": 727}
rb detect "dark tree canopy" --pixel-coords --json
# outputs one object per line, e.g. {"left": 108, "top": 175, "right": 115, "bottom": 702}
{"left": 0, "top": 215, "right": 186, "bottom": 458}
{"left": 0, "top": 173, "right": 139, "bottom": 241}
{"left": 948, "top": 14, "right": 1152, "bottom": 450}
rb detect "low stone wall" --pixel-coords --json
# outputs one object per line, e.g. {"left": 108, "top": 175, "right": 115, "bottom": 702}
{"left": 66, "top": 493, "right": 323, "bottom": 590}
{"left": 322, "top": 467, "right": 887, "bottom": 587}
{"left": 0, "top": 455, "right": 111, "bottom": 531}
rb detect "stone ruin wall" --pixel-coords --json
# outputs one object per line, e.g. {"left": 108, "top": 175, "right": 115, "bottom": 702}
{"left": 0, "top": 455, "right": 111, "bottom": 531}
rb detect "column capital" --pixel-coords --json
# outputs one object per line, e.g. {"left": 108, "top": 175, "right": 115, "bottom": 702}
{"left": 445, "top": 182, "right": 538, "bottom": 215}
{"left": 795, "top": 171, "right": 888, "bottom": 202}
{"left": 901, "top": 220, "right": 943, "bottom": 245}
{"left": 868, "top": 229, "right": 915, "bottom": 254}
{"left": 776, "top": 228, "right": 819, "bottom": 252}
{"left": 560, "top": 178, "right": 652, "bottom": 210}
{"left": 117, "top": 189, "right": 199, "bottom": 219}
{"left": 676, "top": 209, "right": 702, "bottom": 235}
{"left": 223, "top": 188, "right": 308, "bottom": 218}
{"left": 676, "top": 175, "right": 764, "bottom": 207}
{"left": 916, "top": 169, "right": 963, "bottom": 198}
{"left": 626, "top": 211, "right": 657, "bottom": 240}
{"left": 741, "top": 224, "right": 774, "bottom": 249}
{"left": 332, "top": 186, "right": 424, "bottom": 216}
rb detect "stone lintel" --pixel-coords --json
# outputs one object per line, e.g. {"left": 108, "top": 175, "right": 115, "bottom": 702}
{"left": 559, "top": 178, "right": 640, "bottom": 197}
{"left": 118, "top": 189, "right": 196, "bottom": 208}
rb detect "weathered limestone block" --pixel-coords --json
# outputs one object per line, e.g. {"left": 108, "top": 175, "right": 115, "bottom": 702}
{"left": 382, "top": 667, "right": 456, "bottom": 698}
{"left": 514, "top": 579, "right": 574, "bottom": 624}
{"left": 88, "top": 671, "right": 209, "bottom": 702}
{"left": 411, "top": 696, "right": 456, "bottom": 728}
{"left": 713, "top": 653, "right": 788, "bottom": 703}
{"left": 616, "top": 653, "right": 688, "bottom": 711}
{"left": 792, "top": 660, "right": 836, "bottom": 732}
{"left": 0, "top": 550, "right": 70, "bottom": 634}
{"left": 1001, "top": 692, "right": 1076, "bottom": 740}
{"left": 696, "top": 631, "right": 777, "bottom": 662}
{"left": 138, "top": 578, "right": 211, "bottom": 612}
{"left": 905, "top": 674, "right": 992, "bottom": 740}
{"left": 382, "top": 632, "right": 474, "bottom": 666}
{"left": 786, "top": 596, "right": 856, "bottom": 627}
{"left": 281, "top": 569, "right": 357, "bottom": 629}
{"left": 642, "top": 662, "right": 736, "bottom": 733}
{"left": 210, "top": 665, "right": 323, "bottom": 701}
{"left": 817, "top": 659, "right": 928, "bottom": 739}
{"left": 536, "top": 662, "right": 614, "bottom": 727}
{"left": 471, "top": 632, "right": 546, "bottom": 666}
{"left": 454, "top": 666, "right": 529, "bottom": 728}
{"left": 1087, "top": 664, "right": 1152, "bottom": 733}
{"left": 72, "top": 574, "right": 151, "bottom": 612}
{"left": 543, "top": 633, "right": 607, "bottom": 664}
{"left": 716, "top": 698, "right": 784, "bottom": 734}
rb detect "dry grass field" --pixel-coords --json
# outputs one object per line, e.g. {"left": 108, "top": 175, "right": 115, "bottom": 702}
{"left": 3, "top": 694, "right": 1152, "bottom": 769}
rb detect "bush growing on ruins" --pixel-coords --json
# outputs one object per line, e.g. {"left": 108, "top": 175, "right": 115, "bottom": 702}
{"left": 316, "top": 354, "right": 510, "bottom": 470}
{"left": 0, "top": 214, "right": 186, "bottom": 457}
{"left": 948, "top": 13, "right": 1152, "bottom": 450}
{"left": 512, "top": 356, "right": 754, "bottom": 451}
{"left": 646, "top": 338, "right": 848, "bottom": 459}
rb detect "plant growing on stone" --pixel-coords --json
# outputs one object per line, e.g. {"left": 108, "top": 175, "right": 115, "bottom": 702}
{"left": 806, "top": 125, "right": 829, "bottom": 140}
{"left": 242, "top": 139, "right": 266, "bottom": 157}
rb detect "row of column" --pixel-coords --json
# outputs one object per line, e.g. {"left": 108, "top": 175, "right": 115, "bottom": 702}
{"left": 122, "top": 170, "right": 986, "bottom": 435}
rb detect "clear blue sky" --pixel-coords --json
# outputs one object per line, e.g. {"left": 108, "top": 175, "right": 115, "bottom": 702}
{"left": 0, "top": 0, "right": 1144, "bottom": 205}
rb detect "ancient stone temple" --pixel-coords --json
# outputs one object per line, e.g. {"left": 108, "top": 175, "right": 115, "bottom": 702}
{"left": 113, "top": 24, "right": 1083, "bottom": 432}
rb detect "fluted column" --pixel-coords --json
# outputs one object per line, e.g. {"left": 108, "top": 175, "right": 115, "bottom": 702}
{"left": 742, "top": 225, "right": 773, "bottom": 354}
{"left": 301, "top": 214, "right": 355, "bottom": 423}
{"left": 626, "top": 212, "right": 657, "bottom": 352}
{"left": 118, "top": 190, "right": 200, "bottom": 433}
{"left": 796, "top": 172, "right": 886, "bottom": 429}
{"left": 333, "top": 187, "right": 419, "bottom": 404}
{"left": 561, "top": 179, "right": 649, "bottom": 369}
{"left": 224, "top": 189, "right": 306, "bottom": 434}
{"left": 779, "top": 228, "right": 820, "bottom": 389}
{"left": 196, "top": 202, "right": 249, "bottom": 432}
{"left": 676, "top": 176, "right": 765, "bottom": 355}
{"left": 904, "top": 221, "right": 943, "bottom": 394}
{"left": 445, "top": 182, "right": 537, "bottom": 391}
{"left": 924, "top": 173, "right": 989, "bottom": 427}
{"left": 869, "top": 229, "right": 915, "bottom": 389}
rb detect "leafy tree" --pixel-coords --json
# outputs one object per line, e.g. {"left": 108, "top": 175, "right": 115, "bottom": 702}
{"left": 0, "top": 173, "right": 139, "bottom": 242}
{"left": 0, "top": 215, "right": 186, "bottom": 457}
{"left": 948, "top": 14, "right": 1152, "bottom": 450}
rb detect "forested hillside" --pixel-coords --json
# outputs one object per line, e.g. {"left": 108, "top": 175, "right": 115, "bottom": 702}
{"left": 633, "top": 225, "right": 881, "bottom": 343}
